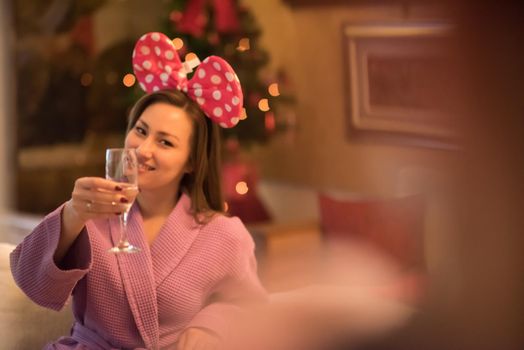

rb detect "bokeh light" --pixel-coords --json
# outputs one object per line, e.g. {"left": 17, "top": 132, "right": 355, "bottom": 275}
{"left": 268, "top": 83, "right": 280, "bottom": 96}
{"left": 258, "top": 98, "right": 270, "bottom": 112}
{"left": 239, "top": 108, "right": 248, "bottom": 120}
{"left": 235, "top": 181, "right": 249, "bottom": 195}
{"left": 80, "top": 73, "right": 93, "bottom": 87}
{"left": 172, "top": 37, "right": 184, "bottom": 50}
{"left": 122, "top": 74, "right": 136, "bottom": 87}
{"left": 237, "top": 38, "right": 250, "bottom": 52}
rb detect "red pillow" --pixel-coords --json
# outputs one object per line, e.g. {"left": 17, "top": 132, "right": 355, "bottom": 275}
{"left": 318, "top": 194, "right": 425, "bottom": 268}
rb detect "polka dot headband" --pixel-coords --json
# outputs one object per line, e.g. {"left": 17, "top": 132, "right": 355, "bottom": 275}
{"left": 132, "top": 32, "right": 243, "bottom": 128}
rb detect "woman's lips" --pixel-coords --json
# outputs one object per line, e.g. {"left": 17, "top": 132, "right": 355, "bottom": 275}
{"left": 138, "top": 164, "right": 155, "bottom": 172}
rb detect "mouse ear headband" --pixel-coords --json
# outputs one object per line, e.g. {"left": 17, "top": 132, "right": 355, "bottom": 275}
{"left": 132, "top": 32, "right": 243, "bottom": 128}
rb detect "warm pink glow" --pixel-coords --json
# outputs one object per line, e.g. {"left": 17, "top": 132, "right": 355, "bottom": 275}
{"left": 265, "top": 112, "right": 275, "bottom": 132}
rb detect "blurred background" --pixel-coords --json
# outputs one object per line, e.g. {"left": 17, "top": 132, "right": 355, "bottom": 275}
{"left": 0, "top": 0, "right": 522, "bottom": 349}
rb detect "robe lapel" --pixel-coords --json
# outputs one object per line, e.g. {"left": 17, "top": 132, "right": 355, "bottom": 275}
{"left": 150, "top": 194, "right": 200, "bottom": 287}
{"left": 110, "top": 205, "right": 160, "bottom": 349}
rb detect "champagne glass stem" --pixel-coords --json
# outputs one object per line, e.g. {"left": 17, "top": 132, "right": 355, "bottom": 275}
{"left": 118, "top": 213, "right": 129, "bottom": 248}
{"left": 106, "top": 148, "right": 140, "bottom": 253}
{"left": 109, "top": 209, "right": 139, "bottom": 253}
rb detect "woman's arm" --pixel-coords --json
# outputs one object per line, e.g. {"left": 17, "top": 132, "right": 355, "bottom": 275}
{"left": 10, "top": 177, "right": 135, "bottom": 310}
{"left": 53, "top": 199, "right": 88, "bottom": 264}
{"left": 9, "top": 204, "right": 91, "bottom": 310}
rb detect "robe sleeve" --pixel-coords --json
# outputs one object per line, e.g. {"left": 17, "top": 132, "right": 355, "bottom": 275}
{"left": 10, "top": 204, "right": 93, "bottom": 311}
{"left": 186, "top": 217, "right": 268, "bottom": 340}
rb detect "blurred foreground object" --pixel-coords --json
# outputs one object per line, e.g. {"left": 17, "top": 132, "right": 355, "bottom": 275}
{"left": 447, "top": 1, "right": 524, "bottom": 348}
{"left": 323, "top": 1, "right": 524, "bottom": 349}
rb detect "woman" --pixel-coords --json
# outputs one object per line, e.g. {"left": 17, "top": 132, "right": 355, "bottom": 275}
{"left": 10, "top": 32, "right": 267, "bottom": 349}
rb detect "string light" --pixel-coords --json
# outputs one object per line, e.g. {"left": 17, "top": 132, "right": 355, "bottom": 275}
{"left": 239, "top": 108, "right": 247, "bottom": 120}
{"left": 185, "top": 52, "right": 199, "bottom": 63}
{"left": 268, "top": 83, "right": 280, "bottom": 96}
{"left": 237, "top": 38, "right": 250, "bottom": 52}
{"left": 172, "top": 37, "right": 184, "bottom": 50}
{"left": 80, "top": 73, "right": 93, "bottom": 87}
{"left": 258, "top": 98, "right": 270, "bottom": 112}
{"left": 235, "top": 181, "right": 249, "bottom": 195}
{"left": 122, "top": 74, "right": 136, "bottom": 87}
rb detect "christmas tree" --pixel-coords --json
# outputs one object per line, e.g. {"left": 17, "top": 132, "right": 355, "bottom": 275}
{"left": 159, "top": 0, "right": 295, "bottom": 147}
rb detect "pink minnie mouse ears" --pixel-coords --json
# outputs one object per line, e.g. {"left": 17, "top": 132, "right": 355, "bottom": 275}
{"left": 132, "top": 32, "right": 243, "bottom": 128}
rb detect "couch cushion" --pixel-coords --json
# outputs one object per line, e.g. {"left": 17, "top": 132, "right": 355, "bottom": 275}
{"left": 0, "top": 242, "right": 73, "bottom": 349}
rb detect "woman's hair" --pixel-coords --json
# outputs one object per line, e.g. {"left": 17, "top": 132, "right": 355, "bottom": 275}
{"left": 127, "top": 90, "right": 224, "bottom": 219}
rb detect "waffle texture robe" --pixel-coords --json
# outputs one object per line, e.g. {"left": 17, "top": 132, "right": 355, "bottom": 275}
{"left": 10, "top": 194, "right": 267, "bottom": 349}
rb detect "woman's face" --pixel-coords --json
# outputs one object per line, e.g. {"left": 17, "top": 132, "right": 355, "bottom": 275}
{"left": 125, "top": 102, "right": 193, "bottom": 194}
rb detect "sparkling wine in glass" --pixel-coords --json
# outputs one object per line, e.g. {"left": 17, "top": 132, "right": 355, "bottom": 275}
{"left": 105, "top": 148, "right": 140, "bottom": 253}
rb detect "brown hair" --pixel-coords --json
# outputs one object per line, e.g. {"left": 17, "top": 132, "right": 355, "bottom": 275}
{"left": 127, "top": 90, "right": 224, "bottom": 219}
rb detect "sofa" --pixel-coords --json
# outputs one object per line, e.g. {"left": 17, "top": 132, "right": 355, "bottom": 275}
{"left": 0, "top": 242, "right": 73, "bottom": 349}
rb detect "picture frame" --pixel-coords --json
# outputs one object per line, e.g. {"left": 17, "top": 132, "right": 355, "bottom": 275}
{"left": 283, "top": 0, "right": 396, "bottom": 6}
{"left": 342, "top": 22, "right": 457, "bottom": 149}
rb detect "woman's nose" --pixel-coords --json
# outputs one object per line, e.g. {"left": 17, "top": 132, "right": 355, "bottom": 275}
{"left": 136, "top": 138, "right": 154, "bottom": 158}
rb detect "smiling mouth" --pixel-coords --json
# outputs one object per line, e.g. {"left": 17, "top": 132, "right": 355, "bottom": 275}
{"left": 138, "top": 164, "right": 156, "bottom": 171}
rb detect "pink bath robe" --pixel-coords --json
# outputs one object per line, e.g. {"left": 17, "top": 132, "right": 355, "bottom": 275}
{"left": 10, "top": 194, "right": 267, "bottom": 349}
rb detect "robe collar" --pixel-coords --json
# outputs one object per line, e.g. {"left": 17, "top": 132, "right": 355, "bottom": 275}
{"left": 109, "top": 193, "right": 200, "bottom": 349}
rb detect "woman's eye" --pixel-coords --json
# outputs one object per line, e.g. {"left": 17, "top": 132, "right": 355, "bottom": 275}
{"left": 160, "top": 140, "right": 174, "bottom": 147}
{"left": 135, "top": 126, "right": 146, "bottom": 135}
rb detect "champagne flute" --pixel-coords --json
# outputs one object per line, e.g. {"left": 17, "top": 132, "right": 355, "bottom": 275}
{"left": 105, "top": 148, "right": 140, "bottom": 253}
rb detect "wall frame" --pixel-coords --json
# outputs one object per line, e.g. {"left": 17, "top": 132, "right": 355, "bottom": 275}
{"left": 283, "top": 0, "right": 408, "bottom": 6}
{"left": 342, "top": 22, "right": 457, "bottom": 149}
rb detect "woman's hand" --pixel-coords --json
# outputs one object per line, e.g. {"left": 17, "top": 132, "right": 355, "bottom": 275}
{"left": 177, "top": 327, "right": 220, "bottom": 350}
{"left": 55, "top": 177, "right": 138, "bottom": 263}
{"left": 65, "top": 177, "right": 137, "bottom": 224}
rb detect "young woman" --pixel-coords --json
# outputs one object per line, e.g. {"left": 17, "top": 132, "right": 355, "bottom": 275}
{"left": 10, "top": 32, "right": 266, "bottom": 350}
